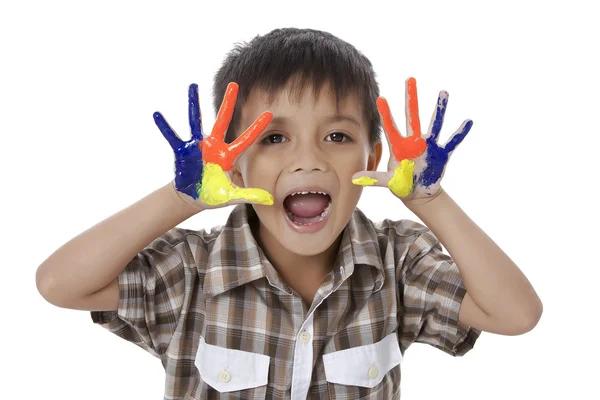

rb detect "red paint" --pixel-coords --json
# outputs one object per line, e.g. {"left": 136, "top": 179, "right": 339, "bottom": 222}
{"left": 201, "top": 82, "right": 273, "bottom": 170}
{"left": 377, "top": 96, "right": 426, "bottom": 161}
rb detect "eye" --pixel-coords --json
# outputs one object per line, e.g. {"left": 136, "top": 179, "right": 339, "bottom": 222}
{"left": 261, "top": 133, "right": 288, "bottom": 144}
{"left": 326, "top": 132, "right": 351, "bottom": 143}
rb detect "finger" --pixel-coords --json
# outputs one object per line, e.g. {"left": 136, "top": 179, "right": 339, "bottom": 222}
{"left": 188, "top": 83, "right": 204, "bottom": 141}
{"left": 231, "top": 187, "right": 275, "bottom": 206}
{"left": 377, "top": 97, "right": 402, "bottom": 151}
{"left": 426, "top": 90, "right": 448, "bottom": 141}
{"left": 153, "top": 111, "right": 184, "bottom": 151}
{"left": 351, "top": 170, "right": 394, "bottom": 188}
{"left": 225, "top": 197, "right": 259, "bottom": 206}
{"left": 211, "top": 82, "right": 239, "bottom": 141}
{"left": 227, "top": 111, "right": 273, "bottom": 161}
{"left": 405, "top": 77, "right": 422, "bottom": 138}
{"left": 379, "top": 96, "right": 427, "bottom": 161}
{"left": 444, "top": 119, "right": 473, "bottom": 154}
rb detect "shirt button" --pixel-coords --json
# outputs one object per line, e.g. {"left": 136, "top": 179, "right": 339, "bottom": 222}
{"left": 368, "top": 366, "right": 379, "bottom": 379}
{"left": 300, "top": 331, "right": 311, "bottom": 344}
{"left": 218, "top": 370, "right": 231, "bottom": 383}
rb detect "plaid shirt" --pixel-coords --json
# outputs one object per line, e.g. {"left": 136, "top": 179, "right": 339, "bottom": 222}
{"left": 92, "top": 204, "right": 481, "bottom": 399}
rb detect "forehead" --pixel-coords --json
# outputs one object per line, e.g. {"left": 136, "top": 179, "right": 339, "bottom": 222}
{"left": 240, "top": 81, "right": 364, "bottom": 125}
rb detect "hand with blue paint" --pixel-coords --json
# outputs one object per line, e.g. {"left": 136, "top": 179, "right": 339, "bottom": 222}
{"left": 154, "top": 82, "right": 275, "bottom": 209}
{"left": 352, "top": 77, "right": 473, "bottom": 203}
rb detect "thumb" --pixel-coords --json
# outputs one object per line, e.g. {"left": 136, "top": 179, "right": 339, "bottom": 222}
{"left": 351, "top": 170, "right": 393, "bottom": 188}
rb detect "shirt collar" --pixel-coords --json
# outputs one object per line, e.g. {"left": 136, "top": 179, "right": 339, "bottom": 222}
{"left": 203, "top": 204, "right": 385, "bottom": 298}
{"left": 332, "top": 207, "right": 385, "bottom": 291}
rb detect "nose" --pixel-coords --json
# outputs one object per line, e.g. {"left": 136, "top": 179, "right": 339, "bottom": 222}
{"left": 288, "top": 140, "right": 328, "bottom": 173}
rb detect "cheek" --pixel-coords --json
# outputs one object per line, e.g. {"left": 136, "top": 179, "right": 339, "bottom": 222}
{"left": 242, "top": 154, "right": 278, "bottom": 186}
{"left": 235, "top": 153, "right": 259, "bottom": 187}
{"left": 335, "top": 148, "right": 369, "bottom": 173}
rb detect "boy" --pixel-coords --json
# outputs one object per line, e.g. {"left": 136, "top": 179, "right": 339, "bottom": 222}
{"left": 36, "top": 28, "right": 542, "bottom": 399}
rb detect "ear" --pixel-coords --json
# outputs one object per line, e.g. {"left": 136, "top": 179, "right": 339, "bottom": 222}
{"left": 367, "top": 141, "right": 383, "bottom": 171}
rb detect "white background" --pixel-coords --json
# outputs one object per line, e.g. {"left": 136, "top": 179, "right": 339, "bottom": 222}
{"left": 1, "top": 0, "right": 598, "bottom": 398}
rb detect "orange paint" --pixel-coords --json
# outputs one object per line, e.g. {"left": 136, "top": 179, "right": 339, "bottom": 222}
{"left": 227, "top": 112, "right": 272, "bottom": 164}
{"left": 377, "top": 97, "right": 426, "bottom": 161}
{"left": 406, "top": 77, "right": 422, "bottom": 138}
{"left": 212, "top": 82, "right": 238, "bottom": 141}
{"left": 201, "top": 82, "right": 272, "bottom": 171}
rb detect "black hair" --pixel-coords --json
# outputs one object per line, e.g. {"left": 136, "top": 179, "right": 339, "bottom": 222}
{"left": 212, "top": 28, "right": 381, "bottom": 146}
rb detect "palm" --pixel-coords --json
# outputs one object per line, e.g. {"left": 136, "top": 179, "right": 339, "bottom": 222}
{"left": 153, "top": 82, "right": 274, "bottom": 207}
{"left": 353, "top": 77, "right": 473, "bottom": 202}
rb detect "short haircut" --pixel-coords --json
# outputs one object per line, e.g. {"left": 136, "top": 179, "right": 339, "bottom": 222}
{"left": 212, "top": 28, "right": 381, "bottom": 146}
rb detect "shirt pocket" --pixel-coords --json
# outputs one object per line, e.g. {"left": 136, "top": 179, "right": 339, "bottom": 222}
{"left": 323, "top": 332, "right": 402, "bottom": 399}
{"left": 194, "top": 337, "right": 270, "bottom": 398}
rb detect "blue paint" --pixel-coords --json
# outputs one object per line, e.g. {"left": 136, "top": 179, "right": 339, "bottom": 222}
{"left": 154, "top": 83, "right": 204, "bottom": 199}
{"left": 429, "top": 95, "right": 448, "bottom": 141}
{"left": 445, "top": 120, "right": 472, "bottom": 153}
{"left": 418, "top": 118, "right": 473, "bottom": 188}
{"left": 188, "top": 84, "right": 203, "bottom": 141}
{"left": 419, "top": 135, "right": 450, "bottom": 187}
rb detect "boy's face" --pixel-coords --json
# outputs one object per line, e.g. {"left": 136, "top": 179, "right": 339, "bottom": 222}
{"left": 232, "top": 83, "right": 382, "bottom": 257}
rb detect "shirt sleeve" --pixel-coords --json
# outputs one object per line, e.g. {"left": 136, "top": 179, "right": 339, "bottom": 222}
{"left": 90, "top": 229, "right": 196, "bottom": 359}
{"left": 398, "top": 224, "right": 481, "bottom": 356}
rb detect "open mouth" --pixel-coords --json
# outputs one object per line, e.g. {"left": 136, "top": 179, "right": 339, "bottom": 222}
{"left": 283, "top": 190, "right": 332, "bottom": 226}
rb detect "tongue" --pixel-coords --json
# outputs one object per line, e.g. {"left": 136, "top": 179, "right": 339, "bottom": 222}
{"left": 284, "top": 193, "right": 329, "bottom": 217}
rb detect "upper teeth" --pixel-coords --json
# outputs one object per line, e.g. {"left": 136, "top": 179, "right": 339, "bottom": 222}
{"left": 290, "top": 191, "right": 328, "bottom": 196}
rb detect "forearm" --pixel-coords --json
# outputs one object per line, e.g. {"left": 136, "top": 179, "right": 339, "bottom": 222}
{"left": 405, "top": 189, "right": 543, "bottom": 327}
{"left": 36, "top": 182, "right": 202, "bottom": 304}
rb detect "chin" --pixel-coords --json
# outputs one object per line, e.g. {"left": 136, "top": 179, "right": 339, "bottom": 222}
{"left": 279, "top": 233, "right": 338, "bottom": 256}
{"left": 254, "top": 186, "right": 359, "bottom": 258}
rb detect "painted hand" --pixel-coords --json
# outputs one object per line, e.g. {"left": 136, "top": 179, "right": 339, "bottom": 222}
{"left": 352, "top": 77, "right": 473, "bottom": 202}
{"left": 154, "top": 82, "right": 274, "bottom": 207}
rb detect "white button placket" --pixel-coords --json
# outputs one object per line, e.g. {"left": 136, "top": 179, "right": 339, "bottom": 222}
{"left": 290, "top": 313, "right": 315, "bottom": 400}
{"left": 291, "top": 272, "right": 342, "bottom": 399}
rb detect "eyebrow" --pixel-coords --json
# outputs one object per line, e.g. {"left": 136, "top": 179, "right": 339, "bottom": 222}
{"left": 269, "top": 115, "right": 362, "bottom": 128}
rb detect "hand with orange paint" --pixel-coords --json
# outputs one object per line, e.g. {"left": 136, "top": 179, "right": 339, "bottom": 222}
{"left": 352, "top": 77, "right": 473, "bottom": 203}
{"left": 154, "top": 82, "right": 274, "bottom": 209}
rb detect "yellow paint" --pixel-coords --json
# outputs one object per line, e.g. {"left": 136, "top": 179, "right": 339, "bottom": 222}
{"left": 199, "top": 163, "right": 274, "bottom": 206}
{"left": 352, "top": 176, "right": 379, "bottom": 186}
{"left": 387, "top": 159, "right": 415, "bottom": 198}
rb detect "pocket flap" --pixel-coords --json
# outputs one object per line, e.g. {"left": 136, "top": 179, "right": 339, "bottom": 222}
{"left": 323, "top": 333, "right": 402, "bottom": 388}
{"left": 195, "top": 337, "right": 270, "bottom": 393}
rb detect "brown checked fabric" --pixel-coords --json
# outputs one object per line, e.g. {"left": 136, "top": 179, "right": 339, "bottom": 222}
{"left": 92, "top": 204, "right": 480, "bottom": 399}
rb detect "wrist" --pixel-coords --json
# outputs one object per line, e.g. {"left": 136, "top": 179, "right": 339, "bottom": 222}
{"left": 166, "top": 181, "right": 205, "bottom": 215}
{"left": 403, "top": 187, "right": 448, "bottom": 216}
